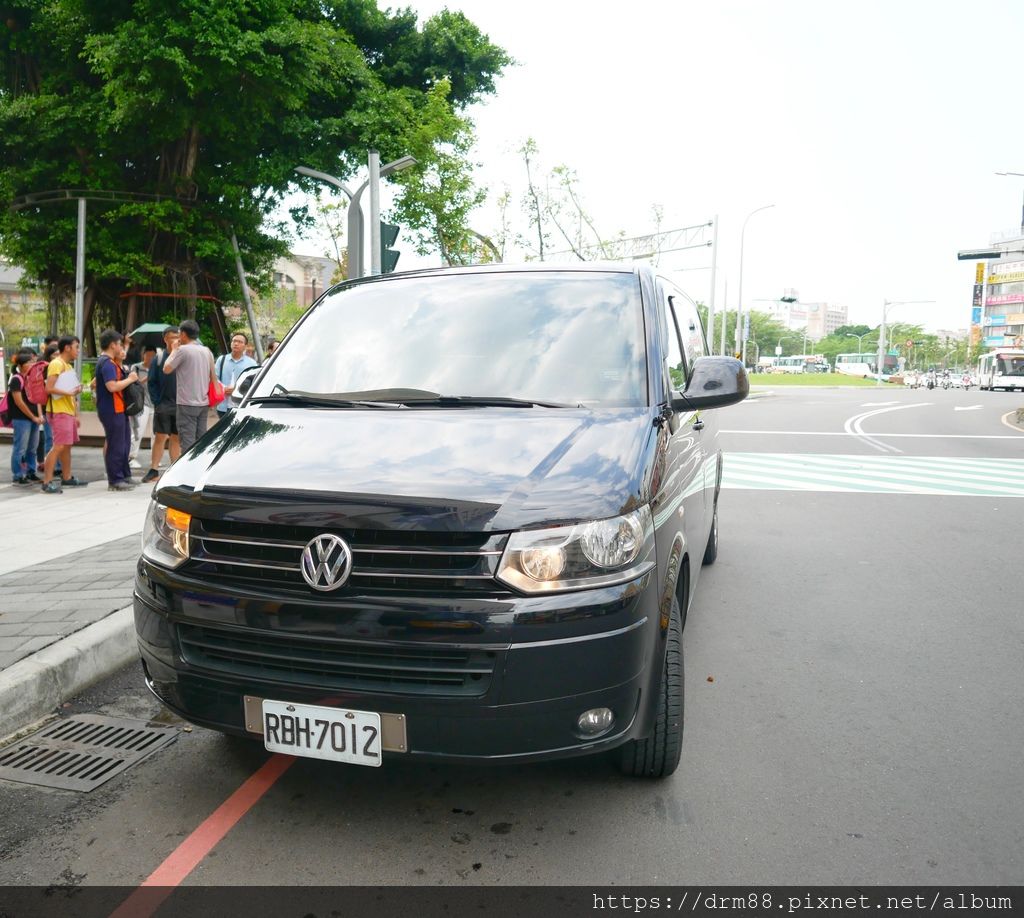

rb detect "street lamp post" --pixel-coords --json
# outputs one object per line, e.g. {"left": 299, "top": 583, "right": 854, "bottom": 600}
{"left": 735, "top": 204, "right": 775, "bottom": 362}
{"left": 296, "top": 153, "right": 416, "bottom": 281}
{"left": 845, "top": 332, "right": 874, "bottom": 357}
{"left": 877, "top": 299, "right": 934, "bottom": 385}
{"left": 995, "top": 171, "right": 1024, "bottom": 234}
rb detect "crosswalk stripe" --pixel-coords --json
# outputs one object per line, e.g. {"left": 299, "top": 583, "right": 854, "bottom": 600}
{"left": 722, "top": 453, "right": 1024, "bottom": 497}
{"left": 728, "top": 452, "right": 1024, "bottom": 488}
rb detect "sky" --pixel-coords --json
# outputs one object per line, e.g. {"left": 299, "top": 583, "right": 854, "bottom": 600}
{"left": 291, "top": 0, "right": 1024, "bottom": 334}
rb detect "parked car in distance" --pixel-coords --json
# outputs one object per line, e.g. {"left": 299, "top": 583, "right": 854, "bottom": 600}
{"left": 135, "top": 264, "right": 748, "bottom": 778}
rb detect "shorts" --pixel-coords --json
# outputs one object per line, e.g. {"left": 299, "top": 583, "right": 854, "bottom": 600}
{"left": 153, "top": 405, "right": 178, "bottom": 436}
{"left": 49, "top": 412, "right": 80, "bottom": 446}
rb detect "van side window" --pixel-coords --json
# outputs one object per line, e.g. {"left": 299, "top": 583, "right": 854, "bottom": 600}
{"left": 670, "top": 294, "right": 707, "bottom": 369}
{"left": 662, "top": 293, "right": 686, "bottom": 393}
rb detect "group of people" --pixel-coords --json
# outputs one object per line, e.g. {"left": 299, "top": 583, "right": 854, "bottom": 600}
{"left": 6, "top": 321, "right": 271, "bottom": 492}
{"left": 6, "top": 334, "right": 89, "bottom": 492}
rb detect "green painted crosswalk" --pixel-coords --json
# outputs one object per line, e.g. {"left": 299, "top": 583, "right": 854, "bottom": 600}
{"left": 722, "top": 453, "right": 1024, "bottom": 497}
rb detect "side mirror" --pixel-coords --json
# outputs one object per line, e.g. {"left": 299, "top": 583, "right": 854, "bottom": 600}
{"left": 231, "top": 366, "right": 260, "bottom": 404}
{"left": 670, "top": 356, "right": 749, "bottom": 412}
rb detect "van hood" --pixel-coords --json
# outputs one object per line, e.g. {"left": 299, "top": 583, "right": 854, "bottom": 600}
{"left": 156, "top": 406, "right": 656, "bottom": 532}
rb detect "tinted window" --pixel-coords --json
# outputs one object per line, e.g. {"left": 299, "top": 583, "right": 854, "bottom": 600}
{"left": 661, "top": 291, "right": 685, "bottom": 392}
{"left": 252, "top": 271, "right": 648, "bottom": 407}
{"left": 671, "top": 293, "right": 707, "bottom": 368}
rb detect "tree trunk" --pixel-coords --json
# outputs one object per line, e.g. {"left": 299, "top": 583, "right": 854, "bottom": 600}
{"left": 82, "top": 287, "right": 97, "bottom": 356}
{"left": 125, "top": 294, "right": 138, "bottom": 334}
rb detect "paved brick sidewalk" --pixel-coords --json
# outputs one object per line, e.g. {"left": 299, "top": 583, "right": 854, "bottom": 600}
{"left": 0, "top": 535, "right": 138, "bottom": 672}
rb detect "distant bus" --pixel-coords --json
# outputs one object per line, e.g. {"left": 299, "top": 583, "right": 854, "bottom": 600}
{"left": 763, "top": 354, "right": 830, "bottom": 374}
{"left": 835, "top": 352, "right": 897, "bottom": 378}
{"left": 977, "top": 349, "right": 1024, "bottom": 391}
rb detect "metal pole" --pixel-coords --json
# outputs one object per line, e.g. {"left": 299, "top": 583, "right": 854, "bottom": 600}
{"left": 876, "top": 300, "right": 887, "bottom": 386}
{"left": 348, "top": 182, "right": 366, "bottom": 280}
{"left": 74, "top": 197, "right": 86, "bottom": 382}
{"left": 231, "top": 232, "right": 264, "bottom": 363}
{"left": 735, "top": 233, "right": 745, "bottom": 359}
{"left": 720, "top": 277, "right": 728, "bottom": 356}
{"left": 707, "top": 216, "right": 718, "bottom": 353}
{"left": 294, "top": 166, "right": 361, "bottom": 280}
{"left": 369, "top": 150, "right": 381, "bottom": 275}
{"left": 735, "top": 204, "right": 775, "bottom": 362}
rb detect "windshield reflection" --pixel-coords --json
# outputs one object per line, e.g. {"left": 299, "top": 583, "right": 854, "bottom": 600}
{"left": 251, "top": 271, "right": 647, "bottom": 407}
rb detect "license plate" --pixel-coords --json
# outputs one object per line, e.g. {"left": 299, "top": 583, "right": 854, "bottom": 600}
{"left": 261, "top": 699, "right": 383, "bottom": 767}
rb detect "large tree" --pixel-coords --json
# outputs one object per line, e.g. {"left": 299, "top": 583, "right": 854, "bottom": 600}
{"left": 0, "top": 0, "right": 509, "bottom": 348}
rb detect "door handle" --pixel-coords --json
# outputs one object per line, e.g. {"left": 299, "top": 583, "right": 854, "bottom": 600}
{"left": 692, "top": 417, "right": 705, "bottom": 431}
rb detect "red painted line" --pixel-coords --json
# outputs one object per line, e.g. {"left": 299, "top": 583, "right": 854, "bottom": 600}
{"left": 109, "top": 753, "right": 296, "bottom": 918}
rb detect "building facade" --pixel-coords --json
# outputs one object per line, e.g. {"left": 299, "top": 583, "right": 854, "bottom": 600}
{"left": 974, "top": 231, "right": 1024, "bottom": 349}
{"left": 273, "top": 254, "right": 338, "bottom": 308}
{"left": 764, "top": 292, "right": 849, "bottom": 341}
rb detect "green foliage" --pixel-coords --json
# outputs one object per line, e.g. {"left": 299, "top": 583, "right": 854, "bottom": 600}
{"left": 833, "top": 324, "right": 871, "bottom": 338}
{"left": 699, "top": 305, "right": 794, "bottom": 359}
{"left": 0, "top": 0, "right": 509, "bottom": 336}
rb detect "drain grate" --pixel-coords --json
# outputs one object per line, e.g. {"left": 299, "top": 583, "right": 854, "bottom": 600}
{"left": 0, "top": 714, "right": 178, "bottom": 792}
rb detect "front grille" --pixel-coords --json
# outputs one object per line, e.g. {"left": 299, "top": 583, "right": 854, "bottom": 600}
{"left": 178, "top": 623, "right": 497, "bottom": 696}
{"left": 185, "top": 519, "right": 509, "bottom": 597}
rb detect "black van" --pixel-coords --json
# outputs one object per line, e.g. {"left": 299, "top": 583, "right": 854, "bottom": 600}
{"left": 135, "top": 264, "right": 747, "bottom": 777}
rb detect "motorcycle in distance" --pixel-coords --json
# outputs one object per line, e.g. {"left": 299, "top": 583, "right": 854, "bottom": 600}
{"left": 941, "top": 370, "right": 952, "bottom": 390}
{"left": 925, "top": 371, "right": 937, "bottom": 390}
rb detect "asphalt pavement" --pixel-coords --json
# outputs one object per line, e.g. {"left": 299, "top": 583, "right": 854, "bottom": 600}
{"left": 0, "top": 386, "right": 1022, "bottom": 889}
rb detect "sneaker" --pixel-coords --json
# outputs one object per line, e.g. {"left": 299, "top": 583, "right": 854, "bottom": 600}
{"left": 25, "top": 472, "right": 41, "bottom": 482}
{"left": 141, "top": 469, "right": 160, "bottom": 483}
{"left": 60, "top": 477, "right": 89, "bottom": 487}
{"left": 129, "top": 459, "right": 142, "bottom": 470}
{"left": 13, "top": 477, "right": 29, "bottom": 485}
{"left": 41, "top": 481, "right": 62, "bottom": 494}
{"left": 108, "top": 481, "right": 135, "bottom": 492}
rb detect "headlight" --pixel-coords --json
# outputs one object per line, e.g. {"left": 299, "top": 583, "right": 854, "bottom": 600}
{"left": 496, "top": 507, "right": 654, "bottom": 593}
{"left": 141, "top": 501, "right": 191, "bottom": 569}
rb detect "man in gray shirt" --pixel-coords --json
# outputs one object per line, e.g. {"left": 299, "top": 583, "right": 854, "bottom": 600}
{"left": 162, "top": 319, "right": 216, "bottom": 451}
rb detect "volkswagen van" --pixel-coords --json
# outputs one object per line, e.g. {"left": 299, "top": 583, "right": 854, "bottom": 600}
{"left": 134, "top": 264, "right": 747, "bottom": 777}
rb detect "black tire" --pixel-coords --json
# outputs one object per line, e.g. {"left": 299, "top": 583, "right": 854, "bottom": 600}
{"left": 616, "top": 595, "right": 683, "bottom": 778}
{"left": 702, "top": 504, "right": 719, "bottom": 566}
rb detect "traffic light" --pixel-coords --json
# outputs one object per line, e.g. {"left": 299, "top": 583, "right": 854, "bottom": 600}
{"left": 379, "top": 222, "right": 400, "bottom": 274}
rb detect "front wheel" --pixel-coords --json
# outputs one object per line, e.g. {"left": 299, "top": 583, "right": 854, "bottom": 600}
{"left": 616, "top": 595, "right": 683, "bottom": 778}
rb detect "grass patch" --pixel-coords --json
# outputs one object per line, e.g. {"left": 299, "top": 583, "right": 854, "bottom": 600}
{"left": 749, "top": 373, "right": 889, "bottom": 387}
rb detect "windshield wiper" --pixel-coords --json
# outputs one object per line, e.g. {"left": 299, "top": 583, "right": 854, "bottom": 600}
{"left": 396, "top": 395, "right": 582, "bottom": 409}
{"left": 249, "top": 385, "right": 402, "bottom": 409}
{"left": 250, "top": 385, "right": 581, "bottom": 409}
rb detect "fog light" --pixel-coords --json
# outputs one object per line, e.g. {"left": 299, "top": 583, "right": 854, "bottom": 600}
{"left": 577, "top": 707, "right": 615, "bottom": 737}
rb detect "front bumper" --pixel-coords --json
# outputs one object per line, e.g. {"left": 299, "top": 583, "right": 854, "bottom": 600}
{"left": 134, "top": 558, "right": 661, "bottom": 764}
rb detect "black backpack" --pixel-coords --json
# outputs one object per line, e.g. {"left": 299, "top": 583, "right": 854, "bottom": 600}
{"left": 123, "top": 379, "right": 145, "bottom": 417}
{"left": 99, "top": 356, "right": 145, "bottom": 417}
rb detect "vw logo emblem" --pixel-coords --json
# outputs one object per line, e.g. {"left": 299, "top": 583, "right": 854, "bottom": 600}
{"left": 300, "top": 534, "right": 353, "bottom": 591}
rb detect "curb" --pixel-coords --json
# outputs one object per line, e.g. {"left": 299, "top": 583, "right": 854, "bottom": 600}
{"left": 0, "top": 606, "right": 137, "bottom": 743}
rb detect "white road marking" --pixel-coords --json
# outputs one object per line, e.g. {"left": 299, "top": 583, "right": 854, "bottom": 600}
{"left": 861, "top": 401, "right": 899, "bottom": 407}
{"left": 720, "top": 430, "right": 1024, "bottom": 439}
{"left": 1001, "top": 410, "right": 1024, "bottom": 433}
{"left": 954, "top": 405, "right": 982, "bottom": 411}
{"left": 843, "top": 403, "right": 931, "bottom": 455}
{"left": 723, "top": 453, "right": 1024, "bottom": 497}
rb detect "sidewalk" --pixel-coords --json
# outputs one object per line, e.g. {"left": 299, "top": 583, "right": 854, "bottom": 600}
{"left": 0, "top": 446, "right": 156, "bottom": 739}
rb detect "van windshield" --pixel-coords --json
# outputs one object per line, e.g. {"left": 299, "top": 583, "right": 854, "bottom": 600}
{"left": 250, "top": 271, "right": 648, "bottom": 408}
